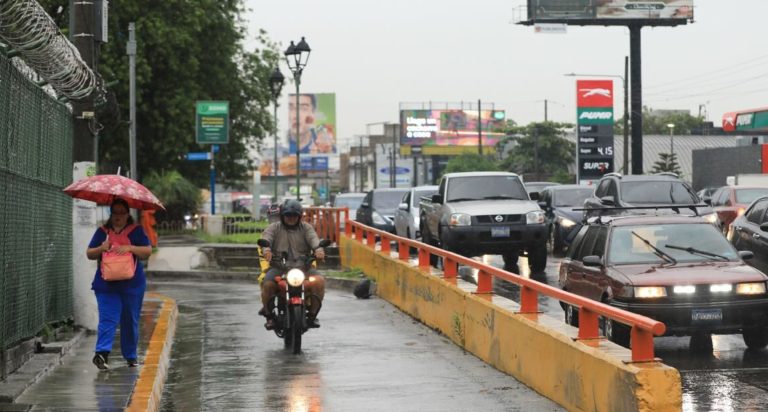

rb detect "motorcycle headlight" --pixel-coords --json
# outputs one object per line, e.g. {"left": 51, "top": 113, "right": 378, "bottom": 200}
{"left": 286, "top": 268, "right": 306, "bottom": 287}
{"left": 449, "top": 213, "right": 471, "bottom": 226}
{"left": 526, "top": 210, "right": 545, "bottom": 225}
{"left": 372, "top": 211, "right": 388, "bottom": 225}
{"left": 557, "top": 216, "right": 577, "bottom": 228}
{"left": 702, "top": 213, "right": 718, "bottom": 225}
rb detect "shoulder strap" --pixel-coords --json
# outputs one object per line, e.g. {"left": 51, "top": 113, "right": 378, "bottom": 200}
{"left": 124, "top": 223, "right": 139, "bottom": 235}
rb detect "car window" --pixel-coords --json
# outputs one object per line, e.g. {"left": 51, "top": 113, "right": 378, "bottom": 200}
{"left": 373, "top": 191, "right": 409, "bottom": 210}
{"left": 591, "top": 227, "right": 608, "bottom": 258}
{"left": 414, "top": 189, "right": 436, "bottom": 206}
{"left": 567, "top": 225, "right": 589, "bottom": 260}
{"left": 736, "top": 189, "right": 768, "bottom": 205}
{"left": 402, "top": 192, "right": 411, "bottom": 206}
{"left": 608, "top": 223, "right": 738, "bottom": 264}
{"left": 747, "top": 199, "right": 768, "bottom": 224}
{"left": 714, "top": 188, "right": 729, "bottom": 206}
{"left": 620, "top": 181, "right": 696, "bottom": 204}
{"left": 446, "top": 176, "right": 527, "bottom": 202}
{"left": 554, "top": 188, "right": 593, "bottom": 207}
{"left": 606, "top": 181, "right": 618, "bottom": 199}
{"left": 574, "top": 227, "right": 600, "bottom": 261}
{"left": 363, "top": 192, "right": 372, "bottom": 205}
{"left": 595, "top": 180, "right": 610, "bottom": 197}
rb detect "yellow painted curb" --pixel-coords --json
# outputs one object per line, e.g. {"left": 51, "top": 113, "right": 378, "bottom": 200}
{"left": 340, "top": 235, "right": 682, "bottom": 412}
{"left": 126, "top": 292, "right": 178, "bottom": 412}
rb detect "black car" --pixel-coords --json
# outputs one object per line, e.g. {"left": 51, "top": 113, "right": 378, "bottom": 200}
{"left": 356, "top": 188, "right": 409, "bottom": 234}
{"left": 729, "top": 196, "right": 768, "bottom": 275}
{"left": 524, "top": 181, "right": 560, "bottom": 198}
{"left": 583, "top": 173, "right": 717, "bottom": 224}
{"left": 538, "top": 185, "right": 593, "bottom": 255}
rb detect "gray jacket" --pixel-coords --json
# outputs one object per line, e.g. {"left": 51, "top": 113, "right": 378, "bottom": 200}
{"left": 261, "top": 221, "right": 321, "bottom": 259}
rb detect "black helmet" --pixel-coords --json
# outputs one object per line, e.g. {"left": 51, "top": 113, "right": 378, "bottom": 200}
{"left": 280, "top": 199, "right": 303, "bottom": 225}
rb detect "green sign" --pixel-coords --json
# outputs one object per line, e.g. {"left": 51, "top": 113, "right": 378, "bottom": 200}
{"left": 577, "top": 108, "right": 614, "bottom": 125}
{"left": 196, "top": 101, "right": 229, "bottom": 144}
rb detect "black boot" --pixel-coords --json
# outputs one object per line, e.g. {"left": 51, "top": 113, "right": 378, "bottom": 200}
{"left": 307, "top": 314, "right": 320, "bottom": 328}
{"left": 93, "top": 351, "right": 110, "bottom": 370}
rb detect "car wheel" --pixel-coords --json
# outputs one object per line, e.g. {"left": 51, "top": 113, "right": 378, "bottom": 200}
{"left": 528, "top": 243, "right": 547, "bottom": 274}
{"left": 690, "top": 332, "right": 713, "bottom": 352}
{"left": 502, "top": 251, "right": 520, "bottom": 274}
{"left": 564, "top": 304, "right": 579, "bottom": 327}
{"left": 743, "top": 328, "right": 768, "bottom": 350}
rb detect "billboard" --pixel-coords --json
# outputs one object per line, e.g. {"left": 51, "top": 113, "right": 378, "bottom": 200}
{"left": 287, "top": 93, "right": 336, "bottom": 155}
{"left": 527, "top": 0, "right": 693, "bottom": 22}
{"left": 400, "top": 109, "right": 506, "bottom": 148}
{"left": 576, "top": 80, "right": 615, "bottom": 182}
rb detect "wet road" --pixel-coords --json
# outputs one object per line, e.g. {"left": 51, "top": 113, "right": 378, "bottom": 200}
{"left": 469, "top": 253, "right": 768, "bottom": 412}
{"left": 149, "top": 280, "right": 563, "bottom": 412}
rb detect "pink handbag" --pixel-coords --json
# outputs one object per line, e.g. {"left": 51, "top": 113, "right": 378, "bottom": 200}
{"left": 100, "top": 224, "right": 138, "bottom": 281}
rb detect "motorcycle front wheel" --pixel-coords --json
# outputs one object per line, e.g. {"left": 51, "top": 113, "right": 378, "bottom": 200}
{"left": 290, "top": 305, "right": 304, "bottom": 354}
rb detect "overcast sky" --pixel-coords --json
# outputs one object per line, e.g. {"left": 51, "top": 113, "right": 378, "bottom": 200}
{"left": 244, "top": 1, "right": 767, "bottom": 150}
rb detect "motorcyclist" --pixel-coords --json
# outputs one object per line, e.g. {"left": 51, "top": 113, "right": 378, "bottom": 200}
{"left": 259, "top": 199, "right": 326, "bottom": 330}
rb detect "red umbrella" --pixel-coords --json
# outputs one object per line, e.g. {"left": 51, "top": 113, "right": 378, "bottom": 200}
{"left": 63, "top": 174, "right": 165, "bottom": 211}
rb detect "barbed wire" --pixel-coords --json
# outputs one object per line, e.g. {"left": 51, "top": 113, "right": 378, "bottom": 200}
{"left": 0, "top": 0, "right": 96, "bottom": 100}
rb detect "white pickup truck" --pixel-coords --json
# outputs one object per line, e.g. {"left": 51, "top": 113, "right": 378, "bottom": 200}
{"left": 419, "top": 171, "right": 548, "bottom": 273}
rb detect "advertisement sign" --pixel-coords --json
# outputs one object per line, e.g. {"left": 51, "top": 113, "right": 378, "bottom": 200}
{"left": 376, "top": 160, "right": 412, "bottom": 188}
{"left": 196, "top": 101, "right": 229, "bottom": 144}
{"left": 722, "top": 108, "right": 768, "bottom": 132}
{"left": 400, "top": 109, "right": 506, "bottom": 148}
{"left": 576, "top": 79, "right": 614, "bottom": 180}
{"left": 527, "top": 0, "right": 693, "bottom": 22}
{"left": 287, "top": 93, "right": 336, "bottom": 155}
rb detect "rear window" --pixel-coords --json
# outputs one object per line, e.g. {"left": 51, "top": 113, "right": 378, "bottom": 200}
{"left": 736, "top": 188, "right": 768, "bottom": 205}
{"left": 620, "top": 181, "right": 696, "bottom": 204}
{"left": 373, "top": 191, "right": 408, "bottom": 209}
{"left": 554, "top": 188, "right": 593, "bottom": 207}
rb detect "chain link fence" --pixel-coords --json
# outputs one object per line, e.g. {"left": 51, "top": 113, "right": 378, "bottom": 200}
{"left": 0, "top": 52, "right": 73, "bottom": 352}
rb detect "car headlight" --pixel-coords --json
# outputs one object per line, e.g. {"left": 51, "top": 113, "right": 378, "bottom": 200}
{"left": 449, "top": 213, "right": 471, "bottom": 226}
{"left": 372, "top": 211, "right": 388, "bottom": 225}
{"left": 526, "top": 210, "right": 545, "bottom": 224}
{"left": 634, "top": 286, "right": 667, "bottom": 298}
{"left": 557, "top": 216, "right": 577, "bottom": 228}
{"left": 710, "top": 284, "right": 732, "bottom": 293}
{"left": 672, "top": 285, "right": 696, "bottom": 295}
{"left": 736, "top": 282, "right": 767, "bottom": 295}
{"left": 702, "top": 213, "right": 718, "bottom": 225}
{"left": 286, "top": 268, "right": 306, "bottom": 287}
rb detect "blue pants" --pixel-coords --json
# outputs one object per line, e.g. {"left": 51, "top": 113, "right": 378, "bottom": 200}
{"left": 94, "top": 290, "right": 145, "bottom": 360}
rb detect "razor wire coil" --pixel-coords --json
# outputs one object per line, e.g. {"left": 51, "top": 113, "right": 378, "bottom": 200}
{"left": 0, "top": 0, "right": 96, "bottom": 100}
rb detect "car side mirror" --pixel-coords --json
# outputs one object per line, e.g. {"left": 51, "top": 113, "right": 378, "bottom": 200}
{"left": 761, "top": 223, "right": 768, "bottom": 232}
{"left": 600, "top": 196, "right": 615, "bottom": 206}
{"left": 431, "top": 194, "right": 443, "bottom": 204}
{"left": 738, "top": 250, "right": 755, "bottom": 260}
{"left": 360, "top": 202, "right": 370, "bottom": 208}
{"left": 529, "top": 192, "right": 540, "bottom": 201}
{"left": 582, "top": 255, "right": 602, "bottom": 267}
{"left": 257, "top": 239, "right": 271, "bottom": 248}
{"left": 398, "top": 202, "right": 408, "bottom": 211}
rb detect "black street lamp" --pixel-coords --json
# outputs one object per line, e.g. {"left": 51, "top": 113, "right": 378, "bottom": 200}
{"left": 284, "top": 37, "right": 311, "bottom": 200}
{"left": 269, "top": 67, "right": 284, "bottom": 202}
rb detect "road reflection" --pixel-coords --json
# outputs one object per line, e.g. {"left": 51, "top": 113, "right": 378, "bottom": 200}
{"left": 264, "top": 350, "right": 323, "bottom": 412}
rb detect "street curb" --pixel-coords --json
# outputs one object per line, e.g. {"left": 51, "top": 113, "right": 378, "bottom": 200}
{"left": 0, "top": 329, "right": 87, "bottom": 403}
{"left": 126, "top": 293, "right": 178, "bottom": 412}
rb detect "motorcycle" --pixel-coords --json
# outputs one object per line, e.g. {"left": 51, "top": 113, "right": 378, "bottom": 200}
{"left": 257, "top": 238, "right": 330, "bottom": 354}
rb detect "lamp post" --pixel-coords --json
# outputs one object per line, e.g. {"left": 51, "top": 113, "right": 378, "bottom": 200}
{"left": 564, "top": 57, "right": 630, "bottom": 174}
{"left": 667, "top": 122, "right": 675, "bottom": 158}
{"left": 269, "top": 67, "right": 284, "bottom": 202}
{"left": 284, "top": 37, "right": 311, "bottom": 200}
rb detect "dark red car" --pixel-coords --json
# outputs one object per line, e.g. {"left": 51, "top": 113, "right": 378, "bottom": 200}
{"left": 559, "top": 214, "right": 768, "bottom": 349}
{"left": 709, "top": 186, "right": 768, "bottom": 233}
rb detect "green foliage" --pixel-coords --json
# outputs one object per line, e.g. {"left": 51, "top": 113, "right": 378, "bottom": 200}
{"left": 614, "top": 107, "right": 705, "bottom": 135}
{"left": 40, "top": 0, "right": 279, "bottom": 187}
{"left": 143, "top": 170, "right": 201, "bottom": 221}
{"left": 650, "top": 152, "right": 683, "bottom": 176}
{"left": 498, "top": 122, "right": 575, "bottom": 179}
{"left": 443, "top": 154, "right": 499, "bottom": 176}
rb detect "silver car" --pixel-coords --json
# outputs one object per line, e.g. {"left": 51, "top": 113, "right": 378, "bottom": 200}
{"left": 394, "top": 185, "right": 438, "bottom": 240}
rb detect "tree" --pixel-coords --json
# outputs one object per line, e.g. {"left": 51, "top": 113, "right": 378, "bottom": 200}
{"left": 497, "top": 122, "right": 575, "bottom": 182}
{"left": 143, "top": 171, "right": 201, "bottom": 222}
{"left": 614, "top": 107, "right": 706, "bottom": 135}
{"left": 443, "top": 154, "right": 499, "bottom": 176}
{"left": 40, "top": 0, "right": 279, "bottom": 188}
{"left": 650, "top": 152, "right": 682, "bottom": 176}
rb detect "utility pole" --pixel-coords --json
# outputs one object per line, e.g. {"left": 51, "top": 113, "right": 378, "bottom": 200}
{"left": 477, "top": 99, "right": 483, "bottom": 155}
{"left": 544, "top": 99, "right": 548, "bottom": 122}
{"left": 70, "top": 0, "right": 96, "bottom": 162}
{"left": 358, "top": 135, "right": 364, "bottom": 192}
{"left": 630, "top": 25, "right": 644, "bottom": 175}
{"left": 127, "top": 23, "right": 137, "bottom": 181}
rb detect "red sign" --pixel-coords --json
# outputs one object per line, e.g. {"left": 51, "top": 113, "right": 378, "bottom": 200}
{"left": 576, "top": 80, "right": 614, "bottom": 108}
{"left": 722, "top": 111, "right": 737, "bottom": 132}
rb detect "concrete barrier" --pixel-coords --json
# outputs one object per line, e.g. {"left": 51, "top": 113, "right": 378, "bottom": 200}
{"left": 340, "top": 236, "right": 681, "bottom": 412}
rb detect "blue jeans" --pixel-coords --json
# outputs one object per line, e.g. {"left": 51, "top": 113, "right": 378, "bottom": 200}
{"left": 94, "top": 289, "right": 145, "bottom": 360}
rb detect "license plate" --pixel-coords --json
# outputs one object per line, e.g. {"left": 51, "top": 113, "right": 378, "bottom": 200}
{"left": 691, "top": 309, "right": 722, "bottom": 323}
{"left": 491, "top": 226, "right": 510, "bottom": 238}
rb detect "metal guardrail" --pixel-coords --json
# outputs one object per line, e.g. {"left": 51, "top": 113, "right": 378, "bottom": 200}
{"left": 343, "top": 218, "right": 666, "bottom": 363}
{"left": 304, "top": 206, "right": 349, "bottom": 245}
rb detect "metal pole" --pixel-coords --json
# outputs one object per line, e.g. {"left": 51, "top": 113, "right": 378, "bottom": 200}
{"left": 358, "top": 135, "right": 363, "bottom": 192}
{"left": 544, "top": 99, "right": 548, "bottom": 122}
{"left": 295, "top": 81, "right": 301, "bottom": 200}
{"left": 210, "top": 145, "right": 216, "bottom": 215}
{"left": 273, "top": 100, "right": 278, "bottom": 201}
{"left": 70, "top": 0, "right": 95, "bottom": 162}
{"left": 630, "top": 25, "right": 644, "bottom": 175}
{"left": 128, "top": 23, "right": 137, "bottom": 181}
{"left": 623, "top": 55, "right": 629, "bottom": 175}
{"left": 477, "top": 99, "right": 483, "bottom": 155}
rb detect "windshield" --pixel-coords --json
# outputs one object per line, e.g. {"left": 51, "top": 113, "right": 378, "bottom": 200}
{"left": 736, "top": 188, "right": 768, "bottom": 204}
{"left": 554, "top": 188, "right": 593, "bottom": 207}
{"left": 620, "top": 181, "right": 696, "bottom": 204}
{"left": 608, "top": 224, "right": 738, "bottom": 265}
{"left": 373, "top": 190, "right": 409, "bottom": 210}
{"left": 334, "top": 195, "right": 364, "bottom": 209}
{"left": 446, "top": 176, "right": 527, "bottom": 202}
